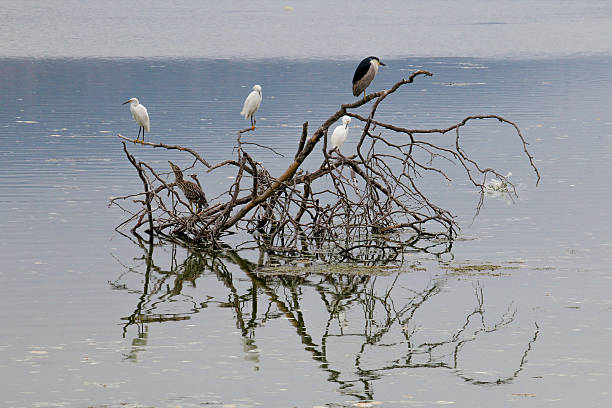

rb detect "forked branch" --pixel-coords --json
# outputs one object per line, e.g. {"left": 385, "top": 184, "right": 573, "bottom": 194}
{"left": 111, "top": 71, "right": 539, "bottom": 259}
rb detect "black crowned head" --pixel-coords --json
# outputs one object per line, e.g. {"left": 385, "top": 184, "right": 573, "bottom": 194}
{"left": 367, "top": 56, "right": 386, "bottom": 66}
{"left": 352, "top": 56, "right": 387, "bottom": 88}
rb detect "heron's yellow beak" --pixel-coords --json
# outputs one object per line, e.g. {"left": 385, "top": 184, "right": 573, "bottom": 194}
{"left": 378, "top": 61, "right": 386, "bottom": 66}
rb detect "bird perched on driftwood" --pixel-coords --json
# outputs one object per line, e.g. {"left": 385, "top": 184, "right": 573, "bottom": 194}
{"left": 168, "top": 161, "right": 208, "bottom": 212}
{"left": 123, "top": 97, "right": 150, "bottom": 142}
{"left": 352, "top": 56, "right": 386, "bottom": 98}
{"left": 240, "top": 84, "right": 262, "bottom": 129}
{"left": 330, "top": 115, "right": 351, "bottom": 151}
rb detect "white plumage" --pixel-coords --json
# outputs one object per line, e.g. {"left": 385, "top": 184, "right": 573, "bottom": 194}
{"left": 330, "top": 115, "right": 351, "bottom": 150}
{"left": 123, "top": 97, "right": 150, "bottom": 141}
{"left": 485, "top": 172, "right": 512, "bottom": 192}
{"left": 240, "top": 84, "right": 262, "bottom": 128}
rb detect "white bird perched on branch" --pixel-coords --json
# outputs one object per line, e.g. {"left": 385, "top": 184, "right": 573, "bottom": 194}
{"left": 240, "top": 84, "right": 262, "bottom": 129}
{"left": 123, "top": 97, "right": 150, "bottom": 142}
{"left": 330, "top": 115, "right": 351, "bottom": 151}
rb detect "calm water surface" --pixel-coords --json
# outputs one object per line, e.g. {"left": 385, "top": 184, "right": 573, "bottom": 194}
{"left": 1, "top": 56, "right": 611, "bottom": 407}
{"left": 3, "top": 0, "right": 612, "bottom": 59}
{"left": 1, "top": 2, "right": 612, "bottom": 407}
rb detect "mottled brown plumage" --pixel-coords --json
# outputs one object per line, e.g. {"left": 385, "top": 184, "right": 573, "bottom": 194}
{"left": 168, "top": 161, "right": 208, "bottom": 211}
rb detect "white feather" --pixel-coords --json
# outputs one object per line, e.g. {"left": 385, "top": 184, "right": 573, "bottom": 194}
{"left": 485, "top": 172, "right": 512, "bottom": 191}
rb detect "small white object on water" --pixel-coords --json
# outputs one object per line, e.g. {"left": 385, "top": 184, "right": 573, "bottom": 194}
{"left": 241, "top": 84, "right": 262, "bottom": 128}
{"left": 485, "top": 172, "right": 512, "bottom": 192}
{"left": 330, "top": 115, "right": 351, "bottom": 150}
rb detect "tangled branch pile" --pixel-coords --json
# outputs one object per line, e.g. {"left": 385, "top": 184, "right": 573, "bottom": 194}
{"left": 111, "top": 70, "right": 539, "bottom": 258}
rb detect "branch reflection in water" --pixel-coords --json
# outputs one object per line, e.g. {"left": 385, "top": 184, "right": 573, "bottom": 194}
{"left": 109, "top": 240, "right": 538, "bottom": 400}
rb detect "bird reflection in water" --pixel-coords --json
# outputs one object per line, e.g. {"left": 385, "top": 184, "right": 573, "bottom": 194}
{"left": 111, "top": 240, "right": 539, "bottom": 398}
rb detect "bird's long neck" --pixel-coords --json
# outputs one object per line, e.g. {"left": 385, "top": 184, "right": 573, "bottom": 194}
{"left": 173, "top": 170, "right": 184, "bottom": 182}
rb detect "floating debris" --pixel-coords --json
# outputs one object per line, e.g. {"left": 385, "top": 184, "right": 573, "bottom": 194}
{"left": 258, "top": 263, "right": 399, "bottom": 276}
{"left": 485, "top": 172, "right": 512, "bottom": 192}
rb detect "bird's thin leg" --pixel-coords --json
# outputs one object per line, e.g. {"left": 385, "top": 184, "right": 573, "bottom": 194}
{"left": 363, "top": 90, "right": 366, "bottom": 99}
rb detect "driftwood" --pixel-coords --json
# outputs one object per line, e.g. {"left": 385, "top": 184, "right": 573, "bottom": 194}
{"left": 110, "top": 70, "right": 540, "bottom": 259}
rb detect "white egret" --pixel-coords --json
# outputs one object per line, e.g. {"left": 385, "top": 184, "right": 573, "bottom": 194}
{"left": 240, "top": 84, "right": 262, "bottom": 128}
{"left": 123, "top": 97, "right": 150, "bottom": 142}
{"left": 352, "top": 56, "right": 386, "bottom": 98}
{"left": 330, "top": 115, "right": 351, "bottom": 151}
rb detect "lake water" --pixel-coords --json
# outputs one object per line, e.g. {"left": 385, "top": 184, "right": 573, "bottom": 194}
{"left": 2, "top": 2, "right": 612, "bottom": 408}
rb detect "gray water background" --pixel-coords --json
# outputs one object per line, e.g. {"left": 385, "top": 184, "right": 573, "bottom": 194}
{"left": 1, "top": 1, "right": 612, "bottom": 407}
{"left": 3, "top": 0, "right": 612, "bottom": 59}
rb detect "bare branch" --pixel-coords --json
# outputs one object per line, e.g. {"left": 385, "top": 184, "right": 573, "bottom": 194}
{"left": 111, "top": 71, "right": 539, "bottom": 259}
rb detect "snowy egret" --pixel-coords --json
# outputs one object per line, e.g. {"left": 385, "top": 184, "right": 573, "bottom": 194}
{"left": 330, "top": 115, "right": 351, "bottom": 151}
{"left": 240, "top": 84, "right": 262, "bottom": 128}
{"left": 352, "top": 56, "right": 386, "bottom": 98}
{"left": 123, "top": 97, "right": 150, "bottom": 142}
{"left": 168, "top": 161, "right": 208, "bottom": 212}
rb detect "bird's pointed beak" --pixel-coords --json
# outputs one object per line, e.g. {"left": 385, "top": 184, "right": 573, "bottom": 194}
{"left": 379, "top": 61, "right": 386, "bottom": 66}
{"left": 122, "top": 100, "right": 131, "bottom": 105}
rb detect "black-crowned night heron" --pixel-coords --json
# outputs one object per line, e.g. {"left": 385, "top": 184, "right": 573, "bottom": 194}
{"left": 168, "top": 161, "right": 208, "bottom": 212}
{"left": 330, "top": 115, "right": 351, "bottom": 151}
{"left": 240, "top": 84, "right": 262, "bottom": 128}
{"left": 352, "top": 57, "right": 386, "bottom": 98}
{"left": 123, "top": 97, "right": 150, "bottom": 142}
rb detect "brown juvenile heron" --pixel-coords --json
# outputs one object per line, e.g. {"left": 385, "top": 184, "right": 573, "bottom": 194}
{"left": 352, "top": 56, "right": 386, "bottom": 98}
{"left": 168, "top": 161, "right": 208, "bottom": 212}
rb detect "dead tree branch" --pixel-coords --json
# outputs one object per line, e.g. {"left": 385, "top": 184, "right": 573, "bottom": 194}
{"left": 111, "top": 71, "right": 539, "bottom": 259}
